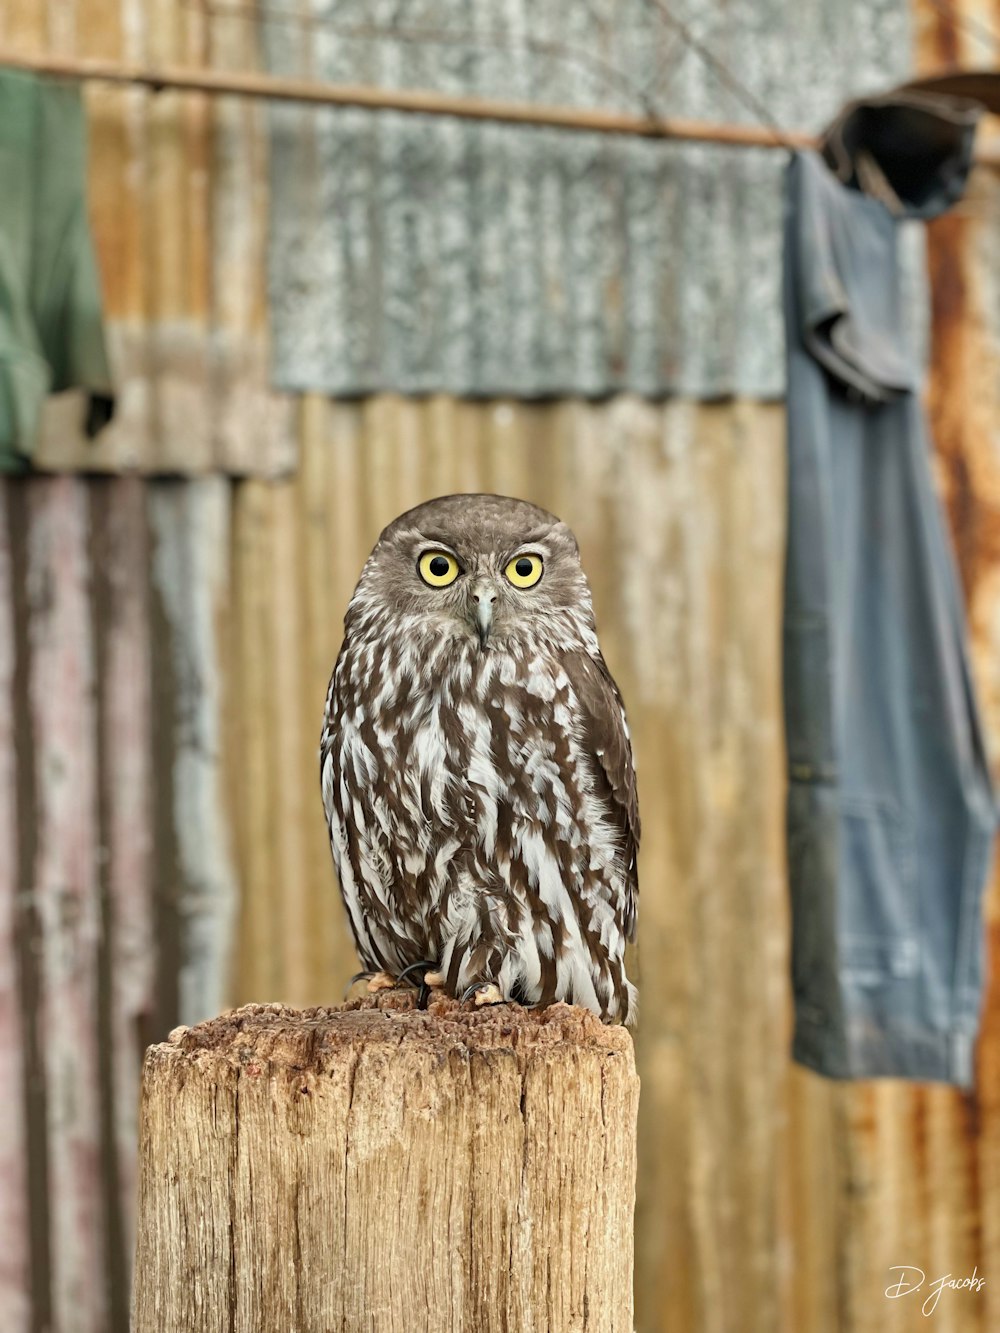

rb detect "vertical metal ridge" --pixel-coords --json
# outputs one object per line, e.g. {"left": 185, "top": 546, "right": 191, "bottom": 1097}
{"left": 6, "top": 484, "right": 53, "bottom": 1333}
{"left": 87, "top": 479, "right": 130, "bottom": 1333}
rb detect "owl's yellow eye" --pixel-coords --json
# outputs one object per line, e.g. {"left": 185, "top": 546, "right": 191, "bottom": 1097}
{"left": 504, "top": 553, "right": 544, "bottom": 588}
{"left": 418, "top": 550, "right": 461, "bottom": 587}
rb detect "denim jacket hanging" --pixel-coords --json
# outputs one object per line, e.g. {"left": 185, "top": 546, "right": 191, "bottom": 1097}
{"left": 783, "top": 94, "right": 996, "bottom": 1085}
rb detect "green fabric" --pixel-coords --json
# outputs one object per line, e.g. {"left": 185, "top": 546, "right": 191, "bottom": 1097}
{"left": 0, "top": 71, "right": 114, "bottom": 473}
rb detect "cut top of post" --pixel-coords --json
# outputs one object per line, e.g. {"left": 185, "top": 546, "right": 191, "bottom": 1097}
{"left": 161, "top": 992, "right": 635, "bottom": 1067}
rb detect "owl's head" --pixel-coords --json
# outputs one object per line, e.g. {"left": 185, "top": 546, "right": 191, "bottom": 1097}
{"left": 347, "top": 494, "right": 596, "bottom": 653}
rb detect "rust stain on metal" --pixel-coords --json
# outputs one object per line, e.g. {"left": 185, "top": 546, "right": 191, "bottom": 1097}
{"left": 909, "top": 1087, "right": 930, "bottom": 1179}
{"left": 925, "top": 212, "right": 978, "bottom": 596}
{"left": 977, "top": 915, "right": 1000, "bottom": 1103}
{"left": 916, "top": 12, "right": 1000, "bottom": 1333}
{"left": 920, "top": 0, "right": 1000, "bottom": 590}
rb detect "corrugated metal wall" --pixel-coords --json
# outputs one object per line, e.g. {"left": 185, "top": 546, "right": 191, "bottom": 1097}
{"left": 262, "top": 0, "right": 911, "bottom": 398}
{"left": 1, "top": 2, "right": 1000, "bottom": 1333}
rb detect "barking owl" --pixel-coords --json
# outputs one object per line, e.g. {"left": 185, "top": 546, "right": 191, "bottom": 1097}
{"left": 320, "top": 494, "right": 639, "bottom": 1023}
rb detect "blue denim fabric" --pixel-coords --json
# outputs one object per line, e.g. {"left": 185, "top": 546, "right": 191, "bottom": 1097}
{"left": 783, "top": 142, "right": 996, "bottom": 1086}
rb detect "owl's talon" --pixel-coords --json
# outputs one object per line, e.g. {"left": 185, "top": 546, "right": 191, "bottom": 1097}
{"left": 393, "top": 959, "right": 442, "bottom": 1010}
{"left": 344, "top": 970, "right": 376, "bottom": 999}
{"left": 461, "top": 982, "right": 506, "bottom": 1007}
{"left": 397, "top": 959, "right": 438, "bottom": 988}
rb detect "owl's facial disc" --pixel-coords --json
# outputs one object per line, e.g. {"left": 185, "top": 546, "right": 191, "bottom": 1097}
{"left": 384, "top": 514, "right": 582, "bottom": 653}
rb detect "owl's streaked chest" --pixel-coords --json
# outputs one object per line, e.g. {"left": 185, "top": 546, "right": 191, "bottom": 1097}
{"left": 327, "top": 635, "right": 592, "bottom": 860}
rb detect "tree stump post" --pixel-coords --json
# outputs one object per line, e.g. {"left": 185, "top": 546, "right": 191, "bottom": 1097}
{"left": 132, "top": 994, "right": 639, "bottom": 1332}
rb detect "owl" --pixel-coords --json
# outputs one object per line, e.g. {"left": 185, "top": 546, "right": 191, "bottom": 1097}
{"left": 320, "top": 494, "right": 639, "bottom": 1023}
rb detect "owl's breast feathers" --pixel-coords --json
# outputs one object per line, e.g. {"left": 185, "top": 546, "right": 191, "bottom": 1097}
{"left": 321, "top": 631, "right": 639, "bottom": 1022}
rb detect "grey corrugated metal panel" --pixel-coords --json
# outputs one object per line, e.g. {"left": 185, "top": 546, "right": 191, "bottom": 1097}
{"left": 2, "top": 0, "right": 297, "bottom": 477}
{"left": 264, "top": 0, "right": 913, "bottom": 398}
{"left": 148, "top": 480, "right": 238, "bottom": 1026}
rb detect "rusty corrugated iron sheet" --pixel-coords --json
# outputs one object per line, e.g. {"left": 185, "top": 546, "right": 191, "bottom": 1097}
{"left": 1, "top": 384, "right": 999, "bottom": 1333}
{"left": 915, "top": 7, "right": 1000, "bottom": 1333}
{"left": 0, "top": 0, "right": 296, "bottom": 476}
{"left": 263, "top": 0, "right": 912, "bottom": 398}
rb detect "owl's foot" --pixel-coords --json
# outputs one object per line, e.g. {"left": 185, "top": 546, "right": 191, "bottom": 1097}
{"left": 364, "top": 971, "right": 398, "bottom": 993}
{"left": 345, "top": 963, "right": 446, "bottom": 1006}
{"left": 461, "top": 982, "right": 506, "bottom": 1008}
{"left": 344, "top": 970, "right": 398, "bottom": 998}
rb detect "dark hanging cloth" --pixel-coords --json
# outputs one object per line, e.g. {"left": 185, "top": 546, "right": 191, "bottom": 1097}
{"left": 782, "top": 92, "right": 997, "bottom": 1085}
{"left": 0, "top": 70, "right": 115, "bottom": 472}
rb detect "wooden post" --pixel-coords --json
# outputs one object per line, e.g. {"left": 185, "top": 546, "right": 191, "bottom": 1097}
{"left": 132, "top": 994, "right": 639, "bottom": 1332}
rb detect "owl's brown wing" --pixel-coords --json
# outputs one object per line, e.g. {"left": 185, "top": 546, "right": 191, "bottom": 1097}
{"left": 564, "top": 650, "right": 640, "bottom": 942}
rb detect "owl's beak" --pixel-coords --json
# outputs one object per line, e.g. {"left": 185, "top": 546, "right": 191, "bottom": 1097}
{"left": 470, "top": 580, "right": 496, "bottom": 648}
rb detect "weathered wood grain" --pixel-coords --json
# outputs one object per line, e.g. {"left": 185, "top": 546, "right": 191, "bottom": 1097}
{"left": 132, "top": 995, "right": 639, "bottom": 1333}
